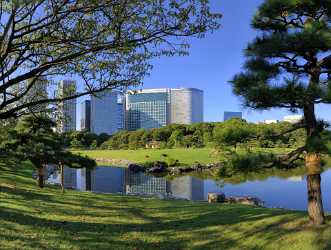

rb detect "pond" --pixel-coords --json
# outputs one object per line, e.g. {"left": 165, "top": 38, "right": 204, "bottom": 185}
{"left": 48, "top": 165, "right": 331, "bottom": 212}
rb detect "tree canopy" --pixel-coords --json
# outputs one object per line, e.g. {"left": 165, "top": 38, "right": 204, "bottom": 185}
{"left": 230, "top": 0, "right": 331, "bottom": 226}
{"left": 0, "top": 0, "right": 221, "bottom": 118}
{"left": 231, "top": 0, "right": 331, "bottom": 110}
{"left": 0, "top": 115, "right": 96, "bottom": 187}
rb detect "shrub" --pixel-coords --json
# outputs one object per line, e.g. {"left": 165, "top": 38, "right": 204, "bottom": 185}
{"left": 219, "top": 152, "right": 276, "bottom": 177}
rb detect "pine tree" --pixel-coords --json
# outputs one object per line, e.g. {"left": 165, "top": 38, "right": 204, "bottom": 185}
{"left": 231, "top": 0, "right": 331, "bottom": 225}
{"left": 2, "top": 115, "right": 96, "bottom": 189}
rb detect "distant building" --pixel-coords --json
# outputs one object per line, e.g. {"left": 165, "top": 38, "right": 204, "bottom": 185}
{"left": 262, "top": 119, "right": 279, "bottom": 124}
{"left": 170, "top": 88, "right": 204, "bottom": 124}
{"left": 284, "top": 115, "right": 303, "bottom": 124}
{"left": 224, "top": 111, "right": 242, "bottom": 121}
{"left": 125, "top": 88, "right": 203, "bottom": 130}
{"left": 24, "top": 77, "right": 49, "bottom": 113}
{"left": 57, "top": 80, "right": 76, "bottom": 132}
{"left": 90, "top": 90, "right": 124, "bottom": 135}
{"left": 80, "top": 100, "right": 91, "bottom": 131}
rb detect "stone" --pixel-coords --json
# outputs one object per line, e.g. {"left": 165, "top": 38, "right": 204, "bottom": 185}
{"left": 147, "top": 162, "right": 167, "bottom": 174}
{"left": 207, "top": 192, "right": 226, "bottom": 203}
{"left": 128, "top": 164, "right": 143, "bottom": 173}
{"left": 226, "top": 196, "right": 264, "bottom": 206}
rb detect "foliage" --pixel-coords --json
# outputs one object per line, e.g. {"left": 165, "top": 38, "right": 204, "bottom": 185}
{"left": 0, "top": 115, "right": 96, "bottom": 187}
{"left": 230, "top": 0, "right": 331, "bottom": 225}
{"left": 219, "top": 151, "right": 277, "bottom": 177}
{"left": 62, "top": 131, "right": 109, "bottom": 149}
{"left": 99, "top": 120, "right": 306, "bottom": 151}
{"left": 0, "top": 1, "right": 221, "bottom": 119}
{"left": 230, "top": 0, "right": 331, "bottom": 153}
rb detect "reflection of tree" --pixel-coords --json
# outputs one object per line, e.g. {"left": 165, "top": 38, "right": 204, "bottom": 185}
{"left": 217, "top": 166, "right": 328, "bottom": 185}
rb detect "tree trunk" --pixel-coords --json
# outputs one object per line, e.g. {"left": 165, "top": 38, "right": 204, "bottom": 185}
{"left": 37, "top": 166, "right": 44, "bottom": 188}
{"left": 305, "top": 152, "right": 325, "bottom": 225}
{"left": 59, "top": 162, "right": 65, "bottom": 193}
{"left": 303, "top": 103, "right": 325, "bottom": 225}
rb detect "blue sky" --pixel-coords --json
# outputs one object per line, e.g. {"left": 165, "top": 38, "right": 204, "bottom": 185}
{"left": 77, "top": 0, "right": 330, "bottom": 127}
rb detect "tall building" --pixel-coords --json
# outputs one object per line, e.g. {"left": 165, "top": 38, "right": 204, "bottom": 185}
{"left": 25, "top": 77, "right": 49, "bottom": 113}
{"left": 57, "top": 80, "right": 76, "bottom": 133}
{"left": 125, "top": 88, "right": 203, "bottom": 130}
{"left": 90, "top": 90, "right": 124, "bottom": 135}
{"left": 224, "top": 111, "right": 242, "bottom": 121}
{"left": 170, "top": 88, "right": 204, "bottom": 124}
{"left": 80, "top": 100, "right": 91, "bottom": 131}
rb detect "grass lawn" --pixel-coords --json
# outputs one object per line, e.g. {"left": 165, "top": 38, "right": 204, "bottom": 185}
{"left": 74, "top": 147, "right": 292, "bottom": 166}
{"left": 74, "top": 148, "right": 218, "bottom": 166}
{"left": 1, "top": 163, "right": 331, "bottom": 249}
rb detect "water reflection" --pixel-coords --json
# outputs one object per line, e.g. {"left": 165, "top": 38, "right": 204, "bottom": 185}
{"left": 47, "top": 165, "right": 331, "bottom": 212}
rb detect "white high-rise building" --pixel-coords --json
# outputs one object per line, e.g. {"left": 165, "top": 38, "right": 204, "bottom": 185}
{"left": 90, "top": 90, "right": 124, "bottom": 135}
{"left": 170, "top": 88, "right": 204, "bottom": 124}
{"left": 57, "top": 80, "right": 76, "bottom": 133}
{"left": 125, "top": 88, "right": 203, "bottom": 130}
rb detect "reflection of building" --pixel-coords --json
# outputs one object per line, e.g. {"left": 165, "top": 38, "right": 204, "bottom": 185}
{"left": 125, "top": 169, "right": 170, "bottom": 195}
{"left": 91, "top": 90, "right": 124, "bottom": 135}
{"left": 80, "top": 100, "right": 91, "bottom": 131}
{"left": 57, "top": 80, "right": 77, "bottom": 132}
{"left": 125, "top": 88, "right": 203, "bottom": 130}
{"left": 170, "top": 176, "right": 204, "bottom": 200}
{"left": 224, "top": 111, "right": 242, "bottom": 121}
{"left": 283, "top": 115, "right": 303, "bottom": 124}
{"left": 90, "top": 167, "right": 124, "bottom": 193}
{"left": 76, "top": 168, "right": 92, "bottom": 191}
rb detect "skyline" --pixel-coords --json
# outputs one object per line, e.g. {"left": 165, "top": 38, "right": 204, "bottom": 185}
{"left": 72, "top": 0, "right": 329, "bottom": 129}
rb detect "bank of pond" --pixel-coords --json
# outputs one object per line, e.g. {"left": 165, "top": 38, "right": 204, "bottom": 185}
{"left": 48, "top": 164, "right": 331, "bottom": 212}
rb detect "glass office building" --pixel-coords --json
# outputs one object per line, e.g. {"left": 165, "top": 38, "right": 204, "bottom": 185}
{"left": 126, "top": 89, "right": 169, "bottom": 130}
{"left": 91, "top": 90, "right": 124, "bottom": 135}
{"left": 57, "top": 80, "right": 77, "bottom": 132}
{"left": 125, "top": 88, "right": 203, "bottom": 130}
{"left": 80, "top": 100, "right": 91, "bottom": 131}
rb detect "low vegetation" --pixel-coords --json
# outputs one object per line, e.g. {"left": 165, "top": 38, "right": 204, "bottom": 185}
{"left": 66, "top": 119, "right": 307, "bottom": 150}
{"left": 2, "top": 163, "right": 331, "bottom": 250}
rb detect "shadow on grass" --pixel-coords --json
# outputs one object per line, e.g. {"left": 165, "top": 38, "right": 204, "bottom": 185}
{"left": 2, "top": 166, "right": 331, "bottom": 250}
{"left": 1, "top": 183, "right": 327, "bottom": 250}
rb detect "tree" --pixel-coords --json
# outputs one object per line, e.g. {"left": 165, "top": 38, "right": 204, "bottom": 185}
{"left": 230, "top": 0, "right": 331, "bottom": 225}
{"left": 0, "top": 1, "right": 221, "bottom": 118}
{"left": 1, "top": 115, "right": 96, "bottom": 188}
{"left": 214, "top": 119, "right": 253, "bottom": 149}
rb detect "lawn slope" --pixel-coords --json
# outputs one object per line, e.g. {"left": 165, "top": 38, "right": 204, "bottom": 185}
{"left": 1, "top": 163, "right": 331, "bottom": 250}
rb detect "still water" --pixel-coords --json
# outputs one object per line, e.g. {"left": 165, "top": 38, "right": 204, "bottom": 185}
{"left": 48, "top": 166, "right": 331, "bottom": 212}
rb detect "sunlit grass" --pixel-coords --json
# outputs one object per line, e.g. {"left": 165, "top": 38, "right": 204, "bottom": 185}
{"left": 1, "top": 162, "right": 331, "bottom": 249}
{"left": 73, "top": 147, "right": 293, "bottom": 166}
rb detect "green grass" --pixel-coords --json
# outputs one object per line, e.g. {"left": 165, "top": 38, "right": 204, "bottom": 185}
{"left": 74, "top": 148, "right": 218, "bottom": 166}
{"left": 74, "top": 147, "right": 292, "bottom": 166}
{"left": 1, "top": 163, "right": 331, "bottom": 249}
